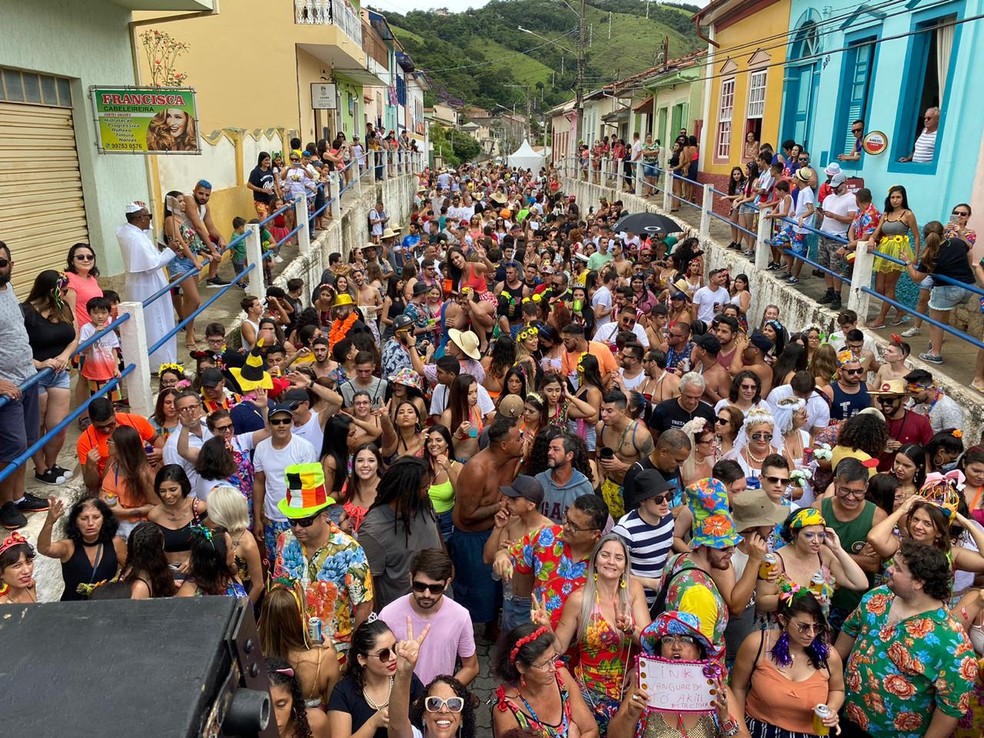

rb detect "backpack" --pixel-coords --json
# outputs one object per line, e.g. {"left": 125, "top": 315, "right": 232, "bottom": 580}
{"left": 649, "top": 557, "right": 712, "bottom": 619}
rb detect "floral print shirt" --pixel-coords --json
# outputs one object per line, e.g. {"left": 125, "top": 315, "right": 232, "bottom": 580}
{"left": 851, "top": 203, "right": 881, "bottom": 243}
{"left": 272, "top": 524, "right": 373, "bottom": 659}
{"left": 508, "top": 525, "right": 589, "bottom": 629}
{"left": 842, "top": 586, "right": 978, "bottom": 738}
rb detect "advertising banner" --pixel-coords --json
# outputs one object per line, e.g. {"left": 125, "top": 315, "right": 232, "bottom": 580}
{"left": 91, "top": 87, "right": 200, "bottom": 154}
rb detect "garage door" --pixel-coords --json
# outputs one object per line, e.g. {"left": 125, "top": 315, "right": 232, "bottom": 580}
{"left": 0, "top": 69, "right": 89, "bottom": 297}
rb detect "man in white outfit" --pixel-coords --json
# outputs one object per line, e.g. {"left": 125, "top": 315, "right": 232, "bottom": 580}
{"left": 116, "top": 201, "right": 179, "bottom": 367}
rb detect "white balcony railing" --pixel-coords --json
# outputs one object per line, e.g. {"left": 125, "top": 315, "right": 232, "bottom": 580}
{"left": 294, "top": 0, "right": 363, "bottom": 46}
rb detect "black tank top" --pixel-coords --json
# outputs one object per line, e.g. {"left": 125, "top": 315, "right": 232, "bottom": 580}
{"left": 60, "top": 540, "right": 119, "bottom": 601}
{"left": 159, "top": 499, "right": 206, "bottom": 553}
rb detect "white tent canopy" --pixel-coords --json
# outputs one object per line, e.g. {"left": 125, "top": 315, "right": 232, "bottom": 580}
{"left": 507, "top": 139, "right": 545, "bottom": 171}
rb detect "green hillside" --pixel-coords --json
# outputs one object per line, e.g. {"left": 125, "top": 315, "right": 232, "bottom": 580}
{"left": 377, "top": 0, "right": 701, "bottom": 112}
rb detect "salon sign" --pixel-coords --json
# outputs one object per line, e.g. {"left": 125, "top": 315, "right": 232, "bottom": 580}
{"left": 91, "top": 87, "right": 200, "bottom": 154}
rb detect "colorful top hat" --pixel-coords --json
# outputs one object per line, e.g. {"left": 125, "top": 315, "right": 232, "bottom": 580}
{"left": 277, "top": 463, "right": 335, "bottom": 519}
{"left": 687, "top": 478, "right": 743, "bottom": 549}
{"left": 230, "top": 340, "right": 273, "bottom": 392}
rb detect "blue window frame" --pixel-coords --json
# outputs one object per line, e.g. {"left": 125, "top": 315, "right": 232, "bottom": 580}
{"left": 831, "top": 36, "right": 878, "bottom": 163}
{"left": 888, "top": 5, "right": 961, "bottom": 175}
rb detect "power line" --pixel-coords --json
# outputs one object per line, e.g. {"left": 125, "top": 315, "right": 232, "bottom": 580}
{"left": 419, "top": 28, "right": 580, "bottom": 74}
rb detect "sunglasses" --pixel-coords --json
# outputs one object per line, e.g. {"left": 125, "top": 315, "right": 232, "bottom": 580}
{"left": 0, "top": 259, "right": 10, "bottom": 268}
{"left": 715, "top": 417, "right": 729, "bottom": 425}
{"left": 647, "top": 493, "right": 671, "bottom": 504}
{"left": 75, "top": 254, "right": 95, "bottom": 261}
{"left": 792, "top": 621, "right": 822, "bottom": 636}
{"left": 288, "top": 514, "right": 319, "bottom": 528}
{"left": 842, "top": 368, "right": 865, "bottom": 376}
{"left": 425, "top": 696, "right": 465, "bottom": 713}
{"left": 368, "top": 647, "right": 395, "bottom": 662}
{"left": 412, "top": 581, "right": 446, "bottom": 595}
{"left": 750, "top": 432, "right": 773, "bottom": 441}
{"left": 762, "top": 474, "right": 789, "bottom": 485}
{"left": 953, "top": 210, "right": 970, "bottom": 217}
{"left": 270, "top": 417, "right": 292, "bottom": 426}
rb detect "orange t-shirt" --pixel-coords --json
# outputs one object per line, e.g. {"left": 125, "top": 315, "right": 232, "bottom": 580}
{"left": 76, "top": 413, "right": 157, "bottom": 477}
{"left": 561, "top": 340, "right": 618, "bottom": 383}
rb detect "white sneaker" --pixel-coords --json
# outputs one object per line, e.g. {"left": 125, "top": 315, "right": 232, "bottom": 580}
{"left": 901, "top": 327, "right": 921, "bottom": 337}
{"left": 274, "top": 255, "right": 284, "bottom": 264}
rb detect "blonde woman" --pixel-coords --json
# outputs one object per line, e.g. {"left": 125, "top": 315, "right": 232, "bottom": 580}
{"left": 531, "top": 534, "right": 651, "bottom": 733}
{"left": 206, "top": 486, "right": 264, "bottom": 604}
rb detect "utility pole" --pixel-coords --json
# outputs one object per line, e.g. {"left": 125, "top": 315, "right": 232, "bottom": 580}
{"left": 646, "top": 0, "right": 650, "bottom": 19}
{"left": 608, "top": 11, "right": 612, "bottom": 39}
{"left": 575, "top": 0, "right": 585, "bottom": 160}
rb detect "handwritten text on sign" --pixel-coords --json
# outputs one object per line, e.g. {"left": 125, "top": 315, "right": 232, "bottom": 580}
{"left": 637, "top": 656, "right": 715, "bottom": 713}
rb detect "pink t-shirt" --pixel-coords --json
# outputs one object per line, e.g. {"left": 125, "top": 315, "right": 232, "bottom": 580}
{"left": 65, "top": 271, "right": 103, "bottom": 327}
{"left": 379, "top": 595, "right": 476, "bottom": 685}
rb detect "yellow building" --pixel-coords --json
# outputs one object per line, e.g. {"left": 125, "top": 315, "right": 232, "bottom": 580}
{"left": 695, "top": 0, "right": 790, "bottom": 191}
{"left": 133, "top": 0, "right": 385, "bottom": 143}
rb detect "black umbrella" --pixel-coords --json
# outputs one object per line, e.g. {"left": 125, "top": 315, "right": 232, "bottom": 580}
{"left": 613, "top": 212, "right": 683, "bottom": 235}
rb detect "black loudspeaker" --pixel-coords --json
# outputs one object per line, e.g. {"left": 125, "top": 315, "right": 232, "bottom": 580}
{"left": 0, "top": 597, "right": 276, "bottom": 738}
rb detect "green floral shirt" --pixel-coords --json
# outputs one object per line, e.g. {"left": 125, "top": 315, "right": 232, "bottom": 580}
{"left": 843, "top": 586, "right": 978, "bottom": 737}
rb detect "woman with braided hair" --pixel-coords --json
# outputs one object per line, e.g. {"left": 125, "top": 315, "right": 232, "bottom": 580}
{"left": 175, "top": 525, "right": 247, "bottom": 598}
{"left": 731, "top": 587, "right": 842, "bottom": 738}
{"left": 492, "top": 623, "right": 598, "bottom": 738}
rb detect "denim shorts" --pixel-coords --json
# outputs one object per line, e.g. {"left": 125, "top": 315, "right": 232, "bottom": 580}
{"left": 919, "top": 275, "right": 935, "bottom": 290}
{"left": 169, "top": 256, "right": 198, "bottom": 278}
{"left": 643, "top": 163, "right": 659, "bottom": 177}
{"left": 37, "top": 368, "right": 71, "bottom": 391}
{"left": 928, "top": 285, "right": 974, "bottom": 311}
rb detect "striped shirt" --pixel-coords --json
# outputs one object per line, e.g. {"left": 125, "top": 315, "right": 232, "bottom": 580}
{"left": 912, "top": 128, "right": 937, "bottom": 163}
{"left": 613, "top": 510, "right": 675, "bottom": 604}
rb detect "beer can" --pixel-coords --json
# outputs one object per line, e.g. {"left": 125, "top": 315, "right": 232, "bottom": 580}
{"left": 809, "top": 572, "right": 826, "bottom": 597}
{"left": 813, "top": 704, "right": 832, "bottom": 736}
{"left": 307, "top": 617, "right": 323, "bottom": 645}
{"left": 758, "top": 553, "right": 778, "bottom": 580}
{"left": 680, "top": 358, "right": 691, "bottom": 372}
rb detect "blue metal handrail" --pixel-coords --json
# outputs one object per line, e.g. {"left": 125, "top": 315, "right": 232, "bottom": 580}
{"left": 868, "top": 247, "right": 984, "bottom": 298}
{"left": 778, "top": 248, "right": 851, "bottom": 285}
{"left": 859, "top": 286, "right": 984, "bottom": 351}
{"left": 275, "top": 223, "right": 306, "bottom": 248}
{"left": 257, "top": 197, "right": 300, "bottom": 229}
{"left": 707, "top": 209, "right": 758, "bottom": 239}
{"left": 0, "top": 365, "right": 135, "bottom": 486}
{"left": 147, "top": 264, "right": 256, "bottom": 355}
{"left": 141, "top": 264, "right": 200, "bottom": 307}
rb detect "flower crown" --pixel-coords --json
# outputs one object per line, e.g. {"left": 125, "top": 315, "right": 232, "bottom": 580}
{"left": 741, "top": 407, "right": 776, "bottom": 431}
{"left": 518, "top": 326, "right": 539, "bottom": 342}
{"left": 0, "top": 531, "right": 29, "bottom": 557}
{"left": 510, "top": 626, "right": 551, "bottom": 664}
{"left": 158, "top": 362, "right": 185, "bottom": 376}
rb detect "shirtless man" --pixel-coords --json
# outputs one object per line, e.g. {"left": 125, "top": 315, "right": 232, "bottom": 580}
{"left": 350, "top": 267, "right": 382, "bottom": 326}
{"left": 453, "top": 417, "right": 525, "bottom": 638}
{"left": 869, "top": 337, "right": 910, "bottom": 390}
{"left": 740, "top": 332, "right": 775, "bottom": 395}
{"left": 183, "top": 180, "right": 227, "bottom": 285}
{"left": 610, "top": 241, "right": 633, "bottom": 282}
{"left": 482, "top": 475, "right": 553, "bottom": 634}
{"left": 693, "top": 334, "right": 731, "bottom": 405}
{"left": 597, "top": 389, "right": 654, "bottom": 519}
{"left": 639, "top": 349, "right": 680, "bottom": 403}
{"left": 310, "top": 337, "right": 334, "bottom": 380}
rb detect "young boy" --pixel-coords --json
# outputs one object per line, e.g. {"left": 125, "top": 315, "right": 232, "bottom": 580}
{"left": 79, "top": 296, "right": 122, "bottom": 402}
{"left": 231, "top": 217, "right": 248, "bottom": 288}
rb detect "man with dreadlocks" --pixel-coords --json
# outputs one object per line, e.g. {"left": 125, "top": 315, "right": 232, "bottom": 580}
{"left": 358, "top": 456, "right": 443, "bottom": 610}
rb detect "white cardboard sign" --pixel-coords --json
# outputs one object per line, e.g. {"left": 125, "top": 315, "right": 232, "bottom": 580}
{"left": 637, "top": 655, "right": 716, "bottom": 713}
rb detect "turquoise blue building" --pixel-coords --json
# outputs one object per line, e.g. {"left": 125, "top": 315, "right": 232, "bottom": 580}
{"left": 779, "top": 0, "right": 984, "bottom": 225}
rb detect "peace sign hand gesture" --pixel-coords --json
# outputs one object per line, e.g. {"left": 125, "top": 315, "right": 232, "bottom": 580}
{"left": 530, "top": 592, "right": 552, "bottom": 629}
{"left": 395, "top": 615, "right": 431, "bottom": 675}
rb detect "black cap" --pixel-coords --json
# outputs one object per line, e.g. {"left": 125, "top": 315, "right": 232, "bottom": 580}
{"left": 412, "top": 281, "right": 431, "bottom": 296}
{"left": 268, "top": 403, "right": 293, "bottom": 418}
{"left": 199, "top": 367, "right": 224, "bottom": 387}
{"left": 749, "top": 331, "right": 774, "bottom": 353}
{"left": 500, "top": 475, "right": 544, "bottom": 506}
{"left": 282, "top": 388, "right": 310, "bottom": 408}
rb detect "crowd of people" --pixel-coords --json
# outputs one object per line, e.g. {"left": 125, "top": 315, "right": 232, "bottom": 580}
{"left": 2, "top": 156, "right": 984, "bottom": 738}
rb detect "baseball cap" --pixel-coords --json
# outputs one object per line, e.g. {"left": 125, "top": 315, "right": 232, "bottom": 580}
{"left": 830, "top": 172, "right": 847, "bottom": 188}
{"left": 670, "top": 291, "right": 688, "bottom": 301}
{"left": 268, "top": 402, "right": 293, "bottom": 418}
{"left": 283, "top": 388, "right": 310, "bottom": 408}
{"left": 500, "top": 475, "right": 545, "bottom": 506}
{"left": 749, "top": 331, "right": 774, "bottom": 353}
{"left": 199, "top": 367, "right": 224, "bottom": 387}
